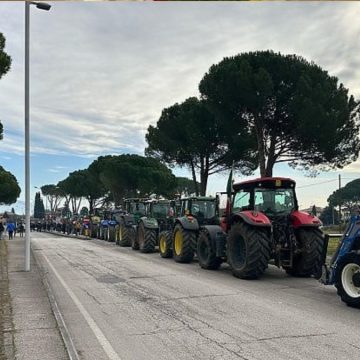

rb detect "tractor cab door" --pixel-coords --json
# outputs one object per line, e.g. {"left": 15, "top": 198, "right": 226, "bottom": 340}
{"left": 232, "top": 190, "right": 251, "bottom": 212}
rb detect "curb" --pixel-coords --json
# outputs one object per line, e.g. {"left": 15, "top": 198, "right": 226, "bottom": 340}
{"left": 31, "top": 246, "right": 80, "bottom": 360}
{"left": 42, "top": 230, "right": 90, "bottom": 241}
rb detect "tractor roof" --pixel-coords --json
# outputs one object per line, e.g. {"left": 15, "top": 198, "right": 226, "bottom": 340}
{"left": 124, "top": 198, "right": 149, "bottom": 203}
{"left": 146, "top": 199, "right": 171, "bottom": 204}
{"left": 233, "top": 177, "right": 296, "bottom": 191}
{"left": 180, "top": 196, "right": 216, "bottom": 202}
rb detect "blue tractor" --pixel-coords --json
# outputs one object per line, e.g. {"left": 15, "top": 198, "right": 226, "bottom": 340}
{"left": 320, "top": 214, "right": 360, "bottom": 308}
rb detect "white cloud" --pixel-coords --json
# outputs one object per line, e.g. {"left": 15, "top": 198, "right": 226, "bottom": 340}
{"left": 1, "top": 2, "right": 359, "bottom": 159}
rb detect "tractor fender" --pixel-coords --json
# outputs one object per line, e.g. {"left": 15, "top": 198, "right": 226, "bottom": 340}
{"left": 100, "top": 220, "right": 109, "bottom": 227}
{"left": 201, "top": 225, "right": 227, "bottom": 257}
{"left": 176, "top": 216, "right": 199, "bottom": 231}
{"left": 233, "top": 211, "right": 271, "bottom": 227}
{"left": 108, "top": 220, "right": 117, "bottom": 227}
{"left": 141, "top": 217, "right": 159, "bottom": 230}
{"left": 290, "top": 210, "right": 322, "bottom": 228}
{"left": 122, "top": 214, "right": 135, "bottom": 227}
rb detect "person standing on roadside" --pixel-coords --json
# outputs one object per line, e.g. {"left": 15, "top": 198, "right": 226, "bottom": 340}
{"left": 0, "top": 222, "right": 4, "bottom": 240}
{"left": 18, "top": 223, "right": 25, "bottom": 237}
{"left": 6, "top": 222, "right": 16, "bottom": 239}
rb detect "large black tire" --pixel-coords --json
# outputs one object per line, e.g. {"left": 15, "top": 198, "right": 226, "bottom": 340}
{"left": 159, "top": 231, "right": 173, "bottom": 258}
{"left": 132, "top": 226, "right": 139, "bottom": 250}
{"left": 118, "top": 220, "right": 131, "bottom": 247}
{"left": 138, "top": 222, "right": 157, "bottom": 253}
{"left": 197, "top": 231, "right": 222, "bottom": 270}
{"left": 173, "top": 224, "right": 196, "bottom": 263}
{"left": 115, "top": 225, "right": 120, "bottom": 245}
{"left": 227, "top": 222, "right": 271, "bottom": 279}
{"left": 108, "top": 227, "right": 116, "bottom": 242}
{"left": 334, "top": 252, "right": 360, "bottom": 308}
{"left": 91, "top": 225, "right": 97, "bottom": 239}
{"left": 286, "top": 228, "right": 324, "bottom": 277}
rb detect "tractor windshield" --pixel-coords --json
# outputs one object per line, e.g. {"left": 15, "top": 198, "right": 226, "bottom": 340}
{"left": 254, "top": 188, "right": 295, "bottom": 215}
{"left": 152, "top": 203, "right": 170, "bottom": 218}
{"left": 191, "top": 201, "right": 216, "bottom": 220}
{"left": 129, "top": 202, "right": 146, "bottom": 216}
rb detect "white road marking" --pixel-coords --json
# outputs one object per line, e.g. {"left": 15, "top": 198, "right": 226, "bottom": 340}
{"left": 41, "top": 252, "right": 122, "bottom": 360}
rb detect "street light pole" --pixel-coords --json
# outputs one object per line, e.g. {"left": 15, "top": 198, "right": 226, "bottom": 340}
{"left": 24, "top": 1, "right": 51, "bottom": 272}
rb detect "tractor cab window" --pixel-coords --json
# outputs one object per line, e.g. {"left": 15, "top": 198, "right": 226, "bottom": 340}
{"left": 191, "top": 201, "right": 216, "bottom": 220}
{"left": 233, "top": 191, "right": 251, "bottom": 211}
{"left": 255, "top": 188, "right": 295, "bottom": 215}
{"left": 130, "top": 202, "right": 146, "bottom": 215}
{"left": 181, "top": 200, "right": 189, "bottom": 216}
{"left": 152, "top": 203, "right": 169, "bottom": 218}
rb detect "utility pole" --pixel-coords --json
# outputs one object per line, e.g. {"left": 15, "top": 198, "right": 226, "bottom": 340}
{"left": 24, "top": 1, "right": 51, "bottom": 272}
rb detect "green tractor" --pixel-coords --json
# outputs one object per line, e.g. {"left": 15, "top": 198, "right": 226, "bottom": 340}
{"left": 133, "top": 199, "right": 177, "bottom": 254}
{"left": 163, "top": 197, "right": 218, "bottom": 263}
{"left": 116, "top": 198, "right": 148, "bottom": 247}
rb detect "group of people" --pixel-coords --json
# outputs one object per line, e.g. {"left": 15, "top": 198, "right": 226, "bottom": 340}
{"left": 0, "top": 221, "right": 25, "bottom": 240}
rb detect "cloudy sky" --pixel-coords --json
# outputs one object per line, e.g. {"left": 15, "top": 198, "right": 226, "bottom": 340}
{"left": 0, "top": 1, "right": 360, "bottom": 213}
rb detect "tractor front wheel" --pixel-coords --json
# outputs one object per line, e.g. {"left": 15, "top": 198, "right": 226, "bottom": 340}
{"left": 286, "top": 228, "right": 324, "bottom": 277}
{"left": 227, "top": 222, "right": 271, "bottom": 279}
{"left": 335, "top": 252, "right": 360, "bottom": 308}
{"left": 159, "top": 231, "right": 173, "bottom": 258}
{"left": 108, "top": 227, "right": 116, "bottom": 242}
{"left": 130, "top": 226, "right": 138, "bottom": 250}
{"left": 197, "top": 231, "right": 222, "bottom": 270}
{"left": 138, "top": 223, "right": 157, "bottom": 253}
{"left": 173, "top": 225, "right": 196, "bottom": 263}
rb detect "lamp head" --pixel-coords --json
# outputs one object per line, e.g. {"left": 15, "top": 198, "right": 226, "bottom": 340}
{"left": 35, "top": 2, "right": 51, "bottom": 11}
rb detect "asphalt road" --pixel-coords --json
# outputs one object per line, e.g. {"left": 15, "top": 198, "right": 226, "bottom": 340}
{"left": 32, "top": 232, "right": 360, "bottom": 360}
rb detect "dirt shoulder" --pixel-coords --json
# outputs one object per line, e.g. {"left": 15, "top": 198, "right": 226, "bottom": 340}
{"left": 0, "top": 239, "right": 16, "bottom": 360}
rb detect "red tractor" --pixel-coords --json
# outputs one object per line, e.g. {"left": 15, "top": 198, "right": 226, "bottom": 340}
{"left": 197, "top": 177, "right": 325, "bottom": 279}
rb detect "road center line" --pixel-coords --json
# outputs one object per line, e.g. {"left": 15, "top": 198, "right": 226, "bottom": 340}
{"left": 41, "top": 252, "right": 122, "bottom": 360}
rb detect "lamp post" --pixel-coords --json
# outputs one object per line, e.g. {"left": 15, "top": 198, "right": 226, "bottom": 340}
{"left": 25, "top": 1, "right": 51, "bottom": 272}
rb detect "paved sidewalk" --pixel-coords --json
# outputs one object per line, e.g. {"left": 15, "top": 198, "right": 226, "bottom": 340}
{"left": 6, "top": 237, "right": 69, "bottom": 360}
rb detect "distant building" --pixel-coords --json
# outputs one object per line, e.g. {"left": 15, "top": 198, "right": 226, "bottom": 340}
{"left": 300, "top": 206, "right": 324, "bottom": 217}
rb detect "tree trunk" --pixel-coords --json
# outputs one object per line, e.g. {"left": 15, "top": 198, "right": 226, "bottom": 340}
{"left": 190, "top": 160, "right": 199, "bottom": 196}
{"left": 88, "top": 197, "right": 94, "bottom": 215}
{"left": 200, "top": 172, "right": 208, "bottom": 196}
{"left": 200, "top": 156, "right": 209, "bottom": 196}
{"left": 265, "top": 136, "right": 276, "bottom": 177}
{"left": 254, "top": 116, "right": 266, "bottom": 177}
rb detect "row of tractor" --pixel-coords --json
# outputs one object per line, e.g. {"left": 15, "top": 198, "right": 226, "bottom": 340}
{"left": 55, "top": 176, "right": 360, "bottom": 308}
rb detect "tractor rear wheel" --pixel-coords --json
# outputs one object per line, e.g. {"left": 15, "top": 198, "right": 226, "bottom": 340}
{"left": 197, "top": 231, "right": 222, "bottom": 270}
{"left": 138, "top": 223, "right": 157, "bottom": 253}
{"left": 286, "top": 228, "right": 324, "bottom": 277}
{"left": 173, "top": 224, "right": 196, "bottom": 263}
{"left": 335, "top": 252, "right": 360, "bottom": 308}
{"left": 227, "top": 222, "right": 271, "bottom": 279}
{"left": 159, "top": 231, "right": 173, "bottom": 258}
{"left": 118, "top": 220, "right": 131, "bottom": 247}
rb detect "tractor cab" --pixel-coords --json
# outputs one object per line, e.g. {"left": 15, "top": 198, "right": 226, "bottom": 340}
{"left": 179, "top": 196, "right": 218, "bottom": 226}
{"left": 124, "top": 198, "right": 148, "bottom": 222}
{"left": 232, "top": 177, "right": 298, "bottom": 218}
{"left": 147, "top": 199, "right": 173, "bottom": 219}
